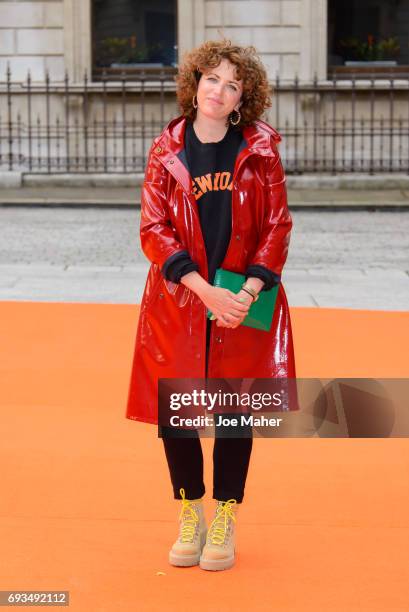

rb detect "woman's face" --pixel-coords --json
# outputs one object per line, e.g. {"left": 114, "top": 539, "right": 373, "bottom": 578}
{"left": 196, "top": 58, "right": 243, "bottom": 121}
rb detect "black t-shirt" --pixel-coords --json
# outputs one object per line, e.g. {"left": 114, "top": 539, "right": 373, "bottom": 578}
{"left": 185, "top": 120, "right": 242, "bottom": 284}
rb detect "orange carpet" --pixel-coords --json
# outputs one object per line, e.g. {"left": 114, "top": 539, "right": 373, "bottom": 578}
{"left": 0, "top": 302, "right": 408, "bottom": 611}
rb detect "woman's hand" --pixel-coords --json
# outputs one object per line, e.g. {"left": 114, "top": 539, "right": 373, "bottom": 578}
{"left": 215, "top": 289, "right": 254, "bottom": 328}
{"left": 200, "top": 286, "right": 250, "bottom": 328}
{"left": 180, "top": 271, "right": 262, "bottom": 329}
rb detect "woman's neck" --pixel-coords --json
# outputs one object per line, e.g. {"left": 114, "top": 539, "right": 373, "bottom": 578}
{"left": 192, "top": 111, "right": 229, "bottom": 143}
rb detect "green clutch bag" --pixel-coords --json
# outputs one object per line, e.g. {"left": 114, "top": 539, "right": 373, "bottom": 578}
{"left": 207, "top": 268, "right": 279, "bottom": 332}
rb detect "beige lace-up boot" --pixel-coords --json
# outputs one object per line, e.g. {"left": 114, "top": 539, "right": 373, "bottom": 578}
{"left": 169, "top": 488, "right": 207, "bottom": 567}
{"left": 199, "top": 498, "right": 238, "bottom": 571}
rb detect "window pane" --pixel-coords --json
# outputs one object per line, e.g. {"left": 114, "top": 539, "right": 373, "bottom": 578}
{"left": 328, "top": 0, "right": 409, "bottom": 65}
{"left": 93, "top": 0, "right": 177, "bottom": 68}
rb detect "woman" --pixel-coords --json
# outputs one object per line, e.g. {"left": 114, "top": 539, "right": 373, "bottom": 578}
{"left": 126, "top": 39, "right": 296, "bottom": 571}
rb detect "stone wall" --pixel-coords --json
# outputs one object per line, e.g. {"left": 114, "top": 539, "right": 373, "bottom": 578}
{"left": 0, "top": 1, "right": 64, "bottom": 80}
{"left": 204, "top": 1, "right": 301, "bottom": 79}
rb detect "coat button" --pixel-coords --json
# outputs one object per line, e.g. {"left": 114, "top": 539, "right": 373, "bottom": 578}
{"left": 235, "top": 234, "right": 241, "bottom": 240}
{"left": 216, "top": 336, "right": 222, "bottom": 343}
{"left": 159, "top": 293, "right": 164, "bottom": 299}
{"left": 155, "top": 146, "right": 162, "bottom": 154}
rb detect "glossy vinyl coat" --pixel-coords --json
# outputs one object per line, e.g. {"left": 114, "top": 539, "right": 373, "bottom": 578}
{"left": 126, "top": 115, "right": 296, "bottom": 425}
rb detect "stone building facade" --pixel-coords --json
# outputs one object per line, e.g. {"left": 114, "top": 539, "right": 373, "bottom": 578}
{"left": 0, "top": 1, "right": 407, "bottom": 175}
{"left": 0, "top": 0, "right": 326, "bottom": 82}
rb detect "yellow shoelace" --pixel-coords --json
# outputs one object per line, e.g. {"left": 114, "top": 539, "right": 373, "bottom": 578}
{"left": 178, "top": 488, "right": 202, "bottom": 543}
{"left": 208, "top": 499, "right": 237, "bottom": 545}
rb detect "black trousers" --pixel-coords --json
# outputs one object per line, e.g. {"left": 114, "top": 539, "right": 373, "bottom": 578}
{"left": 160, "top": 419, "right": 253, "bottom": 503}
{"left": 159, "top": 320, "right": 253, "bottom": 503}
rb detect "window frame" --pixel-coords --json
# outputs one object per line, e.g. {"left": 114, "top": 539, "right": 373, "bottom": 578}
{"left": 327, "top": 0, "right": 409, "bottom": 80}
{"left": 90, "top": 0, "right": 180, "bottom": 81}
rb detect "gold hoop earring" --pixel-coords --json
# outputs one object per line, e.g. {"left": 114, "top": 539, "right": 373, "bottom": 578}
{"left": 230, "top": 108, "right": 241, "bottom": 126}
{"left": 192, "top": 95, "right": 198, "bottom": 109}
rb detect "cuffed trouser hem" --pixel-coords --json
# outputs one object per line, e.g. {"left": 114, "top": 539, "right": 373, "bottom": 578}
{"left": 174, "top": 484, "right": 205, "bottom": 500}
{"left": 213, "top": 490, "right": 244, "bottom": 503}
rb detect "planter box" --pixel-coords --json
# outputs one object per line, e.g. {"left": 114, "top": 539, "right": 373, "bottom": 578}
{"left": 111, "top": 63, "right": 165, "bottom": 68}
{"left": 345, "top": 61, "right": 398, "bottom": 66}
{"left": 330, "top": 63, "right": 408, "bottom": 79}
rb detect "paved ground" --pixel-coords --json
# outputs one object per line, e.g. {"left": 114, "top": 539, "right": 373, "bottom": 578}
{"left": 0, "top": 207, "right": 408, "bottom": 310}
{"left": 1, "top": 186, "right": 409, "bottom": 208}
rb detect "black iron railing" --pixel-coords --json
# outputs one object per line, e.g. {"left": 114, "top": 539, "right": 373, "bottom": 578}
{"left": 1, "top": 67, "right": 408, "bottom": 174}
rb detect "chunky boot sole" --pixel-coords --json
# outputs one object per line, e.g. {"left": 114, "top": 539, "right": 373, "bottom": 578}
{"left": 169, "top": 550, "right": 201, "bottom": 567}
{"left": 199, "top": 551, "right": 235, "bottom": 571}
{"left": 169, "top": 530, "right": 207, "bottom": 567}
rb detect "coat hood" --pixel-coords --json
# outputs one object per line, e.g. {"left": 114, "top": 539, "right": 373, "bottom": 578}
{"left": 155, "top": 115, "right": 282, "bottom": 156}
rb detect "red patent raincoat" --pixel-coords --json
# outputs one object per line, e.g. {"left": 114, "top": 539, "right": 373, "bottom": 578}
{"left": 126, "top": 115, "right": 296, "bottom": 424}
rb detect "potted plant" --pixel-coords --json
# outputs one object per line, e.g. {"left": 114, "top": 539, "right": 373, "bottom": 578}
{"left": 96, "top": 36, "right": 166, "bottom": 68}
{"left": 340, "top": 34, "right": 400, "bottom": 66}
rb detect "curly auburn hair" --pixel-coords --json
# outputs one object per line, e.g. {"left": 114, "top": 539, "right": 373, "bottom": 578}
{"left": 175, "top": 39, "right": 272, "bottom": 128}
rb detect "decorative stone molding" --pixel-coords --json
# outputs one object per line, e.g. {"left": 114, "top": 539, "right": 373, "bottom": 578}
{"left": 63, "top": 0, "right": 92, "bottom": 81}
{"left": 177, "top": 0, "right": 205, "bottom": 62}
{"left": 299, "top": 0, "right": 327, "bottom": 81}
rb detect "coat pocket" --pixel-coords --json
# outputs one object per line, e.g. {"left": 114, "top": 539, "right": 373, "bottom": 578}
{"left": 146, "top": 274, "right": 164, "bottom": 307}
